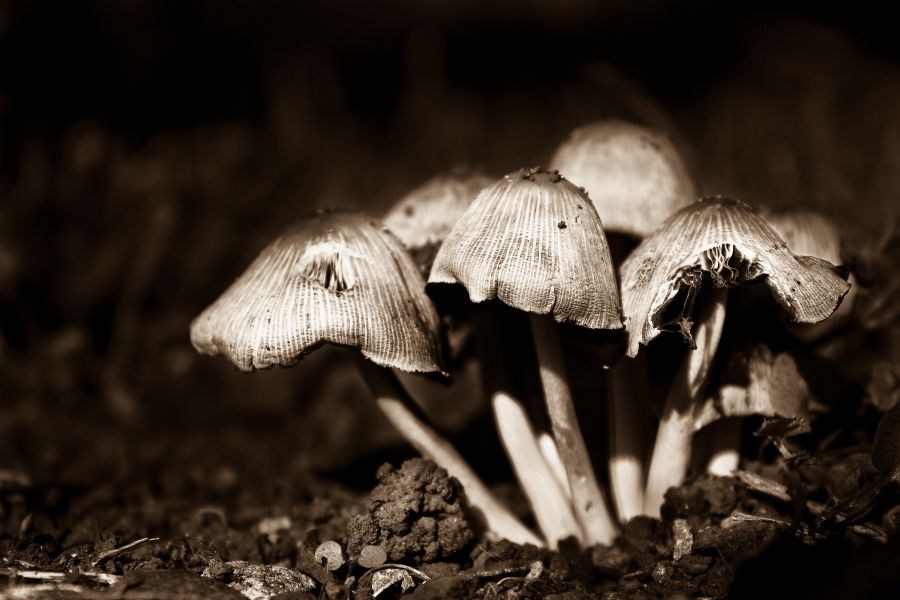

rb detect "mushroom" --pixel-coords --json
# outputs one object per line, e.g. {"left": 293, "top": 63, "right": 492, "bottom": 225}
{"left": 430, "top": 167, "right": 623, "bottom": 545}
{"left": 765, "top": 208, "right": 856, "bottom": 341}
{"left": 696, "top": 343, "right": 814, "bottom": 475}
{"left": 619, "top": 196, "right": 850, "bottom": 516}
{"left": 549, "top": 120, "right": 695, "bottom": 239}
{"left": 551, "top": 119, "right": 697, "bottom": 521}
{"left": 190, "top": 209, "right": 538, "bottom": 545}
{"left": 386, "top": 169, "right": 578, "bottom": 547}
{"left": 383, "top": 168, "right": 493, "bottom": 277}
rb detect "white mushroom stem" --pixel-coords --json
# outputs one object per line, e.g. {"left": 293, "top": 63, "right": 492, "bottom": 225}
{"left": 705, "top": 419, "right": 742, "bottom": 476}
{"left": 643, "top": 288, "right": 728, "bottom": 517}
{"left": 492, "top": 392, "right": 582, "bottom": 546}
{"left": 608, "top": 357, "right": 648, "bottom": 522}
{"left": 472, "top": 313, "right": 581, "bottom": 547}
{"left": 538, "top": 432, "right": 572, "bottom": 501}
{"left": 530, "top": 313, "right": 617, "bottom": 545}
{"left": 352, "top": 354, "right": 541, "bottom": 546}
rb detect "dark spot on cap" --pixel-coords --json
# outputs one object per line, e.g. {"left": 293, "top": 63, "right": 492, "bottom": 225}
{"left": 558, "top": 221, "right": 567, "bottom": 229}
{"left": 404, "top": 206, "right": 415, "bottom": 217}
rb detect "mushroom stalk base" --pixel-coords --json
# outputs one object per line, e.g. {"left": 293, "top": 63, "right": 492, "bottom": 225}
{"left": 705, "top": 419, "right": 742, "bottom": 476}
{"left": 538, "top": 432, "right": 572, "bottom": 501}
{"left": 492, "top": 391, "right": 582, "bottom": 546}
{"left": 472, "top": 312, "right": 579, "bottom": 547}
{"left": 608, "top": 357, "right": 648, "bottom": 522}
{"left": 530, "top": 313, "right": 617, "bottom": 545}
{"left": 643, "top": 288, "right": 728, "bottom": 517}
{"left": 352, "top": 355, "right": 541, "bottom": 546}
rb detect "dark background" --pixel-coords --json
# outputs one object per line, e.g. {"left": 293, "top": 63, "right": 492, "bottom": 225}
{"left": 1, "top": 0, "right": 898, "bottom": 491}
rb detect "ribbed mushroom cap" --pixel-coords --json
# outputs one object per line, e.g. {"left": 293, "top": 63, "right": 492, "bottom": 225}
{"left": 429, "top": 167, "right": 623, "bottom": 330}
{"left": 620, "top": 196, "right": 851, "bottom": 357}
{"left": 549, "top": 120, "right": 696, "bottom": 238}
{"left": 191, "top": 210, "right": 445, "bottom": 374}
{"left": 383, "top": 168, "right": 492, "bottom": 255}
{"left": 764, "top": 209, "right": 858, "bottom": 340}
{"left": 765, "top": 209, "right": 843, "bottom": 265}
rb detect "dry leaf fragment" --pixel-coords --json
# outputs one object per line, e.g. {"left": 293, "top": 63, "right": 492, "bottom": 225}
{"left": 202, "top": 561, "right": 316, "bottom": 600}
{"left": 370, "top": 565, "right": 428, "bottom": 598}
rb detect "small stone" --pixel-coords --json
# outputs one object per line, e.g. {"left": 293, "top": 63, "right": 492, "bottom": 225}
{"left": 315, "top": 541, "right": 344, "bottom": 571}
{"left": 652, "top": 561, "right": 672, "bottom": 584}
{"left": 358, "top": 545, "right": 387, "bottom": 569}
{"left": 676, "top": 554, "right": 712, "bottom": 576}
{"left": 672, "top": 519, "right": 693, "bottom": 562}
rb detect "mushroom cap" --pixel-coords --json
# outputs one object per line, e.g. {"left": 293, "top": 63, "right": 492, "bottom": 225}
{"left": 428, "top": 167, "right": 623, "bottom": 330}
{"left": 190, "top": 210, "right": 445, "bottom": 373}
{"left": 383, "top": 168, "right": 493, "bottom": 253}
{"left": 694, "top": 343, "right": 812, "bottom": 432}
{"left": 765, "top": 209, "right": 858, "bottom": 341}
{"left": 549, "top": 120, "right": 696, "bottom": 238}
{"left": 620, "top": 196, "right": 851, "bottom": 357}
{"left": 765, "top": 209, "right": 843, "bottom": 265}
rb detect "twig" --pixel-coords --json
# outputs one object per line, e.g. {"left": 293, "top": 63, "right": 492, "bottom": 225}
{"left": 91, "top": 537, "right": 160, "bottom": 567}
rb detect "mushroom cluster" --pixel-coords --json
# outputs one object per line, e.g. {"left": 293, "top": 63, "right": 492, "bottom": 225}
{"left": 190, "top": 120, "right": 852, "bottom": 549}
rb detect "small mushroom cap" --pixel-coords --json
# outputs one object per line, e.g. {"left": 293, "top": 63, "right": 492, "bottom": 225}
{"left": 429, "top": 167, "right": 623, "bottom": 330}
{"left": 620, "top": 196, "right": 851, "bottom": 357}
{"left": 191, "top": 210, "right": 445, "bottom": 373}
{"left": 550, "top": 120, "right": 696, "bottom": 238}
{"left": 695, "top": 343, "right": 812, "bottom": 432}
{"left": 383, "top": 168, "right": 493, "bottom": 254}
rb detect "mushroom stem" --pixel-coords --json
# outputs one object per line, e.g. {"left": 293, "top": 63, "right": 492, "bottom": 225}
{"left": 608, "top": 357, "right": 648, "bottom": 521}
{"left": 529, "top": 313, "right": 617, "bottom": 545}
{"left": 352, "top": 354, "right": 541, "bottom": 546}
{"left": 492, "top": 392, "right": 583, "bottom": 546}
{"left": 472, "top": 312, "right": 581, "bottom": 547}
{"left": 705, "top": 418, "right": 742, "bottom": 476}
{"left": 538, "top": 432, "right": 573, "bottom": 501}
{"left": 643, "top": 288, "right": 728, "bottom": 517}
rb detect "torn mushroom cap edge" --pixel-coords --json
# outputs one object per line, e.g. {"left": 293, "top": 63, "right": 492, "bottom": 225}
{"left": 619, "top": 196, "right": 851, "bottom": 357}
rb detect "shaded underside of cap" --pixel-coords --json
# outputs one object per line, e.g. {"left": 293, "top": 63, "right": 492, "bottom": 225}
{"left": 190, "top": 210, "right": 445, "bottom": 374}
{"left": 550, "top": 120, "right": 696, "bottom": 238}
{"left": 620, "top": 196, "right": 851, "bottom": 357}
{"left": 429, "top": 168, "right": 623, "bottom": 330}
{"left": 383, "top": 169, "right": 493, "bottom": 252}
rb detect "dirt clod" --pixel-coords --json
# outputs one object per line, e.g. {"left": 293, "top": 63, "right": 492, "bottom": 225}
{"left": 346, "top": 459, "right": 476, "bottom": 564}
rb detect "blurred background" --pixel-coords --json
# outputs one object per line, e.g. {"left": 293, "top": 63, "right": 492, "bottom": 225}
{"left": 1, "top": 0, "right": 898, "bottom": 498}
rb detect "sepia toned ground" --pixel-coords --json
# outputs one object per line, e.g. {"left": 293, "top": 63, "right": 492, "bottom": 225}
{"left": 2, "top": 2, "right": 900, "bottom": 598}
